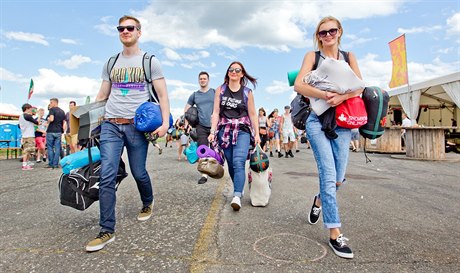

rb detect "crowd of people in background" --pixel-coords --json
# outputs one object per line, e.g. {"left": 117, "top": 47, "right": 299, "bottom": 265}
{"left": 18, "top": 98, "right": 80, "bottom": 170}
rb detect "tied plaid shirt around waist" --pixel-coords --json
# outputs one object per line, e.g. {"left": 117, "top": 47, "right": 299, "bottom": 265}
{"left": 218, "top": 116, "right": 253, "bottom": 149}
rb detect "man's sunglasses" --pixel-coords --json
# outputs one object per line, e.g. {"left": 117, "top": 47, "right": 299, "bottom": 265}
{"left": 116, "top": 25, "right": 139, "bottom": 33}
{"left": 318, "top": 28, "right": 338, "bottom": 38}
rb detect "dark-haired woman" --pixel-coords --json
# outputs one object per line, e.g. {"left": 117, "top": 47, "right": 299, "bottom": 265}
{"left": 209, "top": 61, "right": 260, "bottom": 211}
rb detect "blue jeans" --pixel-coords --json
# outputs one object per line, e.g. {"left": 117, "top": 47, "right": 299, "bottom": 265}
{"left": 99, "top": 121, "right": 152, "bottom": 233}
{"left": 46, "top": 132, "right": 62, "bottom": 167}
{"left": 306, "top": 112, "right": 351, "bottom": 229}
{"left": 218, "top": 130, "right": 250, "bottom": 198}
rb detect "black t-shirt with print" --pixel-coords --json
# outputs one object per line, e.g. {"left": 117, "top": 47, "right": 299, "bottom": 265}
{"left": 219, "top": 86, "right": 248, "bottom": 119}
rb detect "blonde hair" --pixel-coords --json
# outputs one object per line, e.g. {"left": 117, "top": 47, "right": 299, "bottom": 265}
{"left": 313, "top": 16, "right": 343, "bottom": 50}
{"left": 119, "top": 15, "right": 141, "bottom": 29}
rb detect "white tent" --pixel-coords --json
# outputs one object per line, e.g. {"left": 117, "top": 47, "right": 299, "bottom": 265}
{"left": 387, "top": 72, "right": 460, "bottom": 126}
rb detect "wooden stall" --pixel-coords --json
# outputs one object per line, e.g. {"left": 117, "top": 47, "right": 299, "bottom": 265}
{"left": 361, "top": 127, "right": 404, "bottom": 153}
{"left": 404, "top": 127, "right": 455, "bottom": 160}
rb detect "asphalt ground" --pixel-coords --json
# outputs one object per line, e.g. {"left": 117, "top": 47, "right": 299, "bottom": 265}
{"left": 1, "top": 142, "right": 459, "bottom": 273}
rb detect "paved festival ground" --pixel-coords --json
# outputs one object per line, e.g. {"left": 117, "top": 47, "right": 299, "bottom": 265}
{"left": 1, "top": 144, "right": 459, "bottom": 272}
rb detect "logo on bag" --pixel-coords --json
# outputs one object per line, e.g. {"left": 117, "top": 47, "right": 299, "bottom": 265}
{"left": 90, "top": 182, "right": 100, "bottom": 190}
{"left": 337, "top": 113, "right": 347, "bottom": 122}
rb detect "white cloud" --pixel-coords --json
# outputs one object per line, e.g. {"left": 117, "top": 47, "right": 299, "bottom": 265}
{"left": 0, "top": 67, "right": 27, "bottom": 82}
{"left": 265, "top": 80, "right": 290, "bottom": 95}
{"left": 170, "top": 107, "right": 185, "bottom": 121}
{"left": 437, "top": 48, "right": 452, "bottom": 54}
{"left": 166, "top": 79, "right": 197, "bottom": 101}
{"left": 0, "top": 103, "right": 21, "bottom": 115}
{"left": 161, "top": 60, "right": 176, "bottom": 67}
{"left": 163, "top": 48, "right": 182, "bottom": 61}
{"left": 55, "top": 55, "right": 92, "bottom": 69}
{"left": 162, "top": 48, "right": 213, "bottom": 68}
{"left": 61, "top": 38, "right": 77, "bottom": 45}
{"left": 183, "top": 51, "right": 210, "bottom": 61}
{"left": 31, "top": 68, "right": 100, "bottom": 99}
{"left": 354, "top": 53, "right": 459, "bottom": 90}
{"left": 344, "top": 34, "right": 376, "bottom": 48}
{"left": 134, "top": 1, "right": 403, "bottom": 52}
{"left": 4, "top": 31, "right": 49, "bottom": 46}
{"left": 446, "top": 12, "right": 460, "bottom": 35}
{"left": 397, "top": 25, "right": 442, "bottom": 34}
{"left": 95, "top": 16, "right": 117, "bottom": 36}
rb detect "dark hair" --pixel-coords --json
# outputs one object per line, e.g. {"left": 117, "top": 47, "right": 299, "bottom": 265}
{"left": 224, "top": 61, "right": 257, "bottom": 89}
{"left": 69, "top": 101, "right": 76, "bottom": 106}
{"left": 22, "top": 103, "right": 32, "bottom": 112}
{"left": 50, "top": 98, "right": 59, "bottom": 103}
{"left": 258, "top": 107, "right": 266, "bottom": 116}
{"left": 198, "top": 71, "right": 209, "bottom": 79}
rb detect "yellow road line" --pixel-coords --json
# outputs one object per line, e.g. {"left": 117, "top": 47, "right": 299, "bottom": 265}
{"left": 189, "top": 176, "right": 227, "bottom": 273}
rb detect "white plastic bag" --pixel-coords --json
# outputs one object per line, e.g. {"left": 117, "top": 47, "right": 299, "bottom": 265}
{"left": 304, "top": 58, "right": 365, "bottom": 115}
{"left": 248, "top": 167, "right": 272, "bottom": 207}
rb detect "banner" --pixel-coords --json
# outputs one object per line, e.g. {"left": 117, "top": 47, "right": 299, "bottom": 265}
{"left": 388, "top": 34, "right": 408, "bottom": 88}
{"left": 27, "top": 79, "right": 34, "bottom": 100}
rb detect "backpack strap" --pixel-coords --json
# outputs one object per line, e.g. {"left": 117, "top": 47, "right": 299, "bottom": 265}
{"left": 313, "top": 50, "right": 350, "bottom": 70}
{"left": 219, "top": 83, "right": 250, "bottom": 105}
{"left": 340, "top": 50, "right": 350, "bottom": 64}
{"left": 312, "top": 51, "right": 321, "bottom": 70}
{"left": 142, "top": 53, "right": 160, "bottom": 103}
{"left": 106, "top": 52, "right": 159, "bottom": 104}
{"left": 106, "top": 53, "right": 120, "bottom": 79}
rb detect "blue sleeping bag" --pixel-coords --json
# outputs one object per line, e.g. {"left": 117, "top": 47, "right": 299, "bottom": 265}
{"left": 134, "top": 102, "right": 174, "bottom": 132}
{"left": 60, "top": 147, "right": 101, "bottom": 174}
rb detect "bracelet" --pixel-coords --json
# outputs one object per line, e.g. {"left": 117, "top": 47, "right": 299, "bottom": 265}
{"left": 210, "top": 129, "right": 216, "bottom": 134}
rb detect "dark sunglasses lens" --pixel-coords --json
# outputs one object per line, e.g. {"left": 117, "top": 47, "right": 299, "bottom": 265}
{"left": 318, "top": 30, "right": 327, "bottom": 37}
{"left": 229, "top": 68, "right": 241, "bottom": 73}
{"left": 329, "top": 28, "right": 338, "bottom": 35}
{"left": 117, "top": 26, "right": 136, "bottom": 32}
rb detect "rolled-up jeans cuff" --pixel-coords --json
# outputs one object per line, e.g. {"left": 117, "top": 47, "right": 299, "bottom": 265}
{"left": 324, "top": 223, "right": 341, "bottom": 229}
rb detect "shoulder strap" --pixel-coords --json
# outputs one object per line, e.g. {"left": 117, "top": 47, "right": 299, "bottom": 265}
{"left": 142, "top": 53, "right": 160, "bottom": 103}
{"left": 312, "top": 51, "right": 321, "bottom": 70}
{"left": 219, "top": 84, "right": 249, "bottom": 105}
{"left": 191, "top": 91, "right": 197, "bottom": 105}
{"left": 243, "top": 87, "right": 250, "bottom": 105}
{"left": 107, "top": 52, "right": 159, "bottom": 103}
{"left": 219, "top": 84, "right": 226, "bottom": 101}
{"left": 313, "top": 50, "right": 349, "bottom": 70}
{"left": 340, "top": 50, "right": 350, "bottom": 64}
{"left": 106, "top": 53, "right": 120, "bottom": 80}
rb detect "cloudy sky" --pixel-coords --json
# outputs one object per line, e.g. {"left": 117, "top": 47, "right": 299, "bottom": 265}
{"left": 1, "top": 0, "right": 459, "bottom": 119}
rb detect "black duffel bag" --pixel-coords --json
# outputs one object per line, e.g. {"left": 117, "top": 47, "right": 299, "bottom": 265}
{"left": 58, "top": 139, "right": 128, "bottom": 211}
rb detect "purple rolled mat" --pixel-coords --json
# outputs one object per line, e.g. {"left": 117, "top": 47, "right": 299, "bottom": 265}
{"left": 197, "top": 145, "right": 216, "bottom": 159}
{"left": 197, "top": 145, "right": 223, "bottom": 165}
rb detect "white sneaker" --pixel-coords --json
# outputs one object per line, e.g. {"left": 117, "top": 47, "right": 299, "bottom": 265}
{"left": 231, "top": 196, "right": 241, "bottom": 211}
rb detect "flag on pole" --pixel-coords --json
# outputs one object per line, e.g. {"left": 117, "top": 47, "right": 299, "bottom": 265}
{"left": 388, "top": 34, "right": 408, "bottom": 88}
{"left": 27, "top": 79, "right": 34, "bottom": 101}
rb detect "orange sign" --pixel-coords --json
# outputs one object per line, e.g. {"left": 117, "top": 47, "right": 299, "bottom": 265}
{"left": 388, "top": 34, "right": 408, "bottom": 88}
